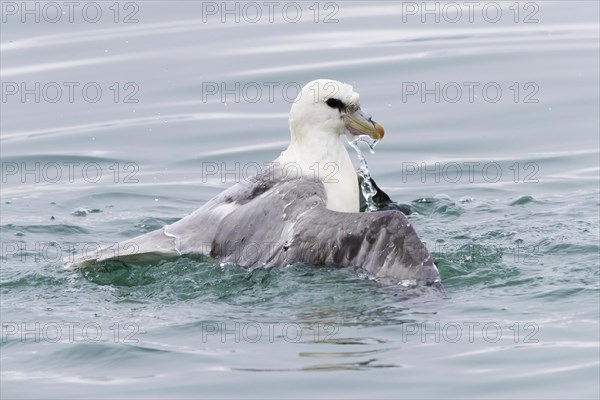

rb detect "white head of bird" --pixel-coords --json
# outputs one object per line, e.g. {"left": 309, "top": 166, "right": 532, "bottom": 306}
{"left": 276, "top": 79, "right": 385, "bottom": 213}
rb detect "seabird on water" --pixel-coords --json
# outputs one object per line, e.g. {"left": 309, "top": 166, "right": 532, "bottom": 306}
{"left": 67, "top": 79, "right": 440, "bottom": 286}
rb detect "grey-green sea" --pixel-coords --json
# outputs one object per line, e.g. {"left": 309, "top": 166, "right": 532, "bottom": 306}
{"left": 1, "top": 1, "right": 599, "bottom": 399}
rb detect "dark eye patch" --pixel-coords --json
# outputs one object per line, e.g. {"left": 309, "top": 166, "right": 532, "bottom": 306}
{"left": 326, "top": 98, "right": 345, "bottom": 112}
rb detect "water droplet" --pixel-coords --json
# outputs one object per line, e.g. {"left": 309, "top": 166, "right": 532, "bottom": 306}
{"left": 347, "top": 136, "right": 379, "bottom": 212}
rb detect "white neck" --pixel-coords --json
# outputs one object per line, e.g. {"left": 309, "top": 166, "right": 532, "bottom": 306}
{"left": 275, "top": 127, "right": 359, "bottom": 213}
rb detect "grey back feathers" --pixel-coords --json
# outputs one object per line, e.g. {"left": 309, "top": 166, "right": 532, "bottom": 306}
{"left": 67, "top": 164, "right": 440, "bottom": 286}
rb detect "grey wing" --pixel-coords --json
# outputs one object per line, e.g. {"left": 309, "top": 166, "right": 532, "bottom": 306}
{"left": 196, "top": 176, "right": 440, "bottom": 285}
{"left": 64, "top": 227, "right": 181, "bottom": 268}
{"left": 65, "top": 170, "right": 282, "bottom": 268}
{"left": 66, "top": 169, "right": 440, "bottom": 286}
{"left": 198, "top": 177, "right": 327, "bottom": 267}
{"left": 283, "top": 207, "right": 440, "bottom": 285}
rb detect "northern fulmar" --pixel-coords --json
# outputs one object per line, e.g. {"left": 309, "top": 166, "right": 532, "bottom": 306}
{"left": 67, "top": 79, "right": 440, "bottom": 286}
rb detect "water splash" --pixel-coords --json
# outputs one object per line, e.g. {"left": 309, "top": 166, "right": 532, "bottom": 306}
{"left": 347, "top": 135, "right": 379, "bottom": 212}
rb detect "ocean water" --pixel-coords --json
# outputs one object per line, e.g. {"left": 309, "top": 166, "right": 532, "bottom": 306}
{"left": 1, "top": 1, "right": 599, "bottom": 398}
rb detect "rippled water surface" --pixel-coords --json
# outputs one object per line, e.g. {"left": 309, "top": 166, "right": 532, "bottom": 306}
{"left": 1, "top": 1, "right": 599, "bottom": 398}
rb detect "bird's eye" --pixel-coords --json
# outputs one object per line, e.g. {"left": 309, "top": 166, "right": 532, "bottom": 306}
{"left": 326, "top": 98, "right": 345, "bottom": 112}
